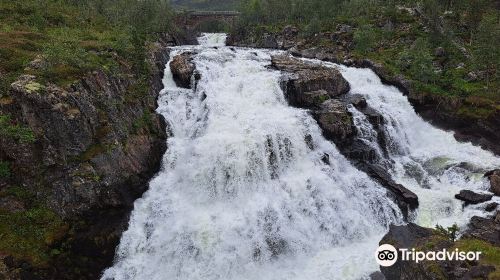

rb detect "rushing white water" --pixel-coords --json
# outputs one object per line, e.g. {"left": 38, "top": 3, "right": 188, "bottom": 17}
{"left": 102, "top": 33, "right": 403, "bottom": 280}
{"left": 335, "top": 65, "right": 500, "bottom": 228}
{"left": 103, "top": 33, "right": 500, "bottom": 280}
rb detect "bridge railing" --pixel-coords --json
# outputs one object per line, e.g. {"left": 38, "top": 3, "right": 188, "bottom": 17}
{"left": 187, "top": 11, "right": 241, "bottom": 16}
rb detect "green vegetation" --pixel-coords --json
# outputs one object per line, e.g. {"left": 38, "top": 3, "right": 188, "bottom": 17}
{"left": 0, "top": 0, "right": 174, "bottom": 93}
{"left": 235, "top": 0, "right": 499, "bottom": 119}
{"left": 0, "top": 186, "right": 68, "bottom": 266}
{"left": 435, "top": 223, "right": 459, "bottom": 242}
{"left": 171, "top": 0, "right": 240, "bottom": 11}
{"left": 455, "top": 238, "right": 500, "bottom": 278}
{"left": 0, "top": 114, "right": 36, "bottom": 143}
{"left": 0, "top": 160, "right": 10, "bottom": 178}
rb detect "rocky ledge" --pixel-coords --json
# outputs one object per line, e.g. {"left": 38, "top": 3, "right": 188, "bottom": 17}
{"left": 0, "top": 35, "right": 172, "bottom": 279}
{"left": 269, "top": 55, "right": 418, "bottom": 217}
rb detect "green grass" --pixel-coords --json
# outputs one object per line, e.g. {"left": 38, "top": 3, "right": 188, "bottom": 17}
{"left": 0, "top": 114, "right": 36, "bottom": 143}
{"left": 455, "top": 238, "right": 500, "bottom": 279}
{"left": 0, "top": 160, "right": 10, "bottom": 178}
{"left": 0, "top": 186, "right": 68, "bottom": 266}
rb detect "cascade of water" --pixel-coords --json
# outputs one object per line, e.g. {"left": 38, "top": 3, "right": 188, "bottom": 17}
{"left": 101, "top": 34, "right": 403, "bottom": 280}
{"left": 332, "top": 64, "right": 500, "bottom": 228}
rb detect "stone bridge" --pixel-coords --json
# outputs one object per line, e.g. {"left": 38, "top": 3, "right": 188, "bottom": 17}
{"left": 177, "top": 10, "right": 241, "bottom": 31}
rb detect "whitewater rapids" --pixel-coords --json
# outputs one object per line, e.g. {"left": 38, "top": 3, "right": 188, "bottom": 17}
{"left": 102, "top": 33, "right": 500, "bottom": 280}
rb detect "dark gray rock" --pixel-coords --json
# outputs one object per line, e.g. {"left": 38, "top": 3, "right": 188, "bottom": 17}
{"left": 261, "top": 33, "right": 279, "bottom": 49}
{"left": 455, "top": 190, "right": 493, "bottom": 204}
{"left": 312, "top": 99, "right": 355, "bottom": 144}
{"left": 463, "top": 215, "right": 500, "bottom": 246}
{"left": 170, "top": 52, "right": 196, "bottom": 88}
{"left": 485, "top": 202, "right": 499, "bottom": 212}
{"left": 485, "top": 169, "right": 500, "bottom": 196}
{"left": 365, "top": 165, "right": 419, "bottom": 209}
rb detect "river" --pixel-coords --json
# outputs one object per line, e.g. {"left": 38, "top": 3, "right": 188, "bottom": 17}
{"left": 101, "top": 33, "right": 500, "bottom": 280}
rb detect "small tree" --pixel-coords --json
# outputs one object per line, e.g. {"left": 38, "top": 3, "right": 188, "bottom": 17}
{"left": 436, "top": 223, "right": 459, "bottom": 242}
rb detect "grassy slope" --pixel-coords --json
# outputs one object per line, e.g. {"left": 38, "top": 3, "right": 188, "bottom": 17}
{"left": 234, "top": 3, "right": 499, "bottom": 121}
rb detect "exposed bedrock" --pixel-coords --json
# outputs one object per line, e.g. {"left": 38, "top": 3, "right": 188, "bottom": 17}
{"left": 0, "top": 36, "right": 171, "bottom": 279}
{"left": 170, "top": 51, "right": 197, "bottom": 89}
{"left": 271, "top": 54, "right": 418, "bottom": 217}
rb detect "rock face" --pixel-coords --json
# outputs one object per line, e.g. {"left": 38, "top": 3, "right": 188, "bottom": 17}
{"left": 271, "top": 55, "right": 350, "bottom": 103}
{"left": 271, "top": 54, "right": 417, "bottom": 218}
{"left": 455, "top": 190, "right": 493, "bottom": 204}
{"left": 0, "top": 36, "right": 171, "bottom": 278}
{"left": 485, "top": 169, "right": 500, "bottom": 196}
{"left": 170, "top": 52, "right": 196, "bottom": 88}
{"left": 312, "top": 99, "right": 355, "bottom": 143}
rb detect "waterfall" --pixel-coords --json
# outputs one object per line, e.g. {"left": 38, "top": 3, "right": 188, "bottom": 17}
{"left": 101, "top": 34, "right": 402, "bottom": 280}
{"left": 335, "top": 64, "right": 500, "bottom": 228}
{"left": 102, "top": 33, "right": 499, "bottom": 280}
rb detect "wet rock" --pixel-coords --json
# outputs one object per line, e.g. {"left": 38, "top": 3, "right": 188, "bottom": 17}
{"left": 291, "top": 90, "right": 330, "bottom": 109}
{"left": 261, "top": 33, "right": 279, "bottom": 49}
{"left": 365, "top": 164, "right": 419, "bottom": 209}
{"left": 170, "top": 52, "right": 196, "bottom": 88}
{"left": 485, "top": 169, "right": 500, "bottom": 196}
{"left": 369, "top": 271, "right": 386, "bottom": 280}
{"left": 455, "top": 190, "right": 492, "bottom": 204}
{"left": 312, "top": 99, "right": 355, "bottom": 144}
{"left": 345, "top": 140, "right": 377, "bottom": 163}
{"left": 463, "top": 215, "right": 500, "bottom": 246}
{"left": 485, "top": 202, "right": 498, "bottom": 212}
{"left": 271, "top": 55, "right": 350, "bottom": 102}
{"left": 348, "top": 94, "right": 367, "bottom": 109}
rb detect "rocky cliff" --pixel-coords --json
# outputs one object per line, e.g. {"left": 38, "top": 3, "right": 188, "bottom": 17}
{"left": 0, "top": 35, "right": 173, "bottom": 279}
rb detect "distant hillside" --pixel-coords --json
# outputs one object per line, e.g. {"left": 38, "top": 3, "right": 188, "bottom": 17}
{"left": 170, "top": 0, "right": 240, "bottom": 11}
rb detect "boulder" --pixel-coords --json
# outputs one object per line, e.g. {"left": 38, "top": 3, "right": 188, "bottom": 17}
{"left": 455, "top": 190, "right": 493, "bottom": 204}
{"left": 170, "top": 52, "right": 196, "bottom": 88}
{"left": 485, "top": 169, "right": 500, "bottom": 196}
{"left": 365, "top": 164, "right": 419, "bottom": 209}
{"left": 312, "top": 99, "right": 355, "bottom": 144}
{"left": 290, "top": 90, "right": 330, "bottom": 109}
{"left": 271, "top": 55, "right": 350, "bottom": 104}
{"left": 261, "top": 33, "right": 279, "bottom": 49}
{"left": 282, "top": 25, "right": 299, "bottom": 39}
{"left": 463, "top": 215, "right": 500, "bottom": 246}
{"left": 348, "top": 94, "right": 367, "bottom": 109}
{"left": 485, "top": 202, "right": 499, "bottom": 212}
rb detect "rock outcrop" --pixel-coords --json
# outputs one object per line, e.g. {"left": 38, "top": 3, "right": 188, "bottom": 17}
{"left": 271, "top": 55, "right": 350, "bottom": 103}
{"left": 455, "top": 190, "right": 493, "bottom": 205}
{"left": 170, "top": 52, "right": 196, "bottom": 89}
{"left": 270, "top": 54, "right": 417, "bottom": 218}
{"left": 0, "top": 36, "right": 171, "bottom": 279}
{"left": 485, "top": 169, "right": 500, "bottom": 196}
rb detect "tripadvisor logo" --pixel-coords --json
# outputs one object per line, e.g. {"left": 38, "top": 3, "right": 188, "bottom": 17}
{"left": 375, "top": 244, "right": 482, "bottom": 267}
